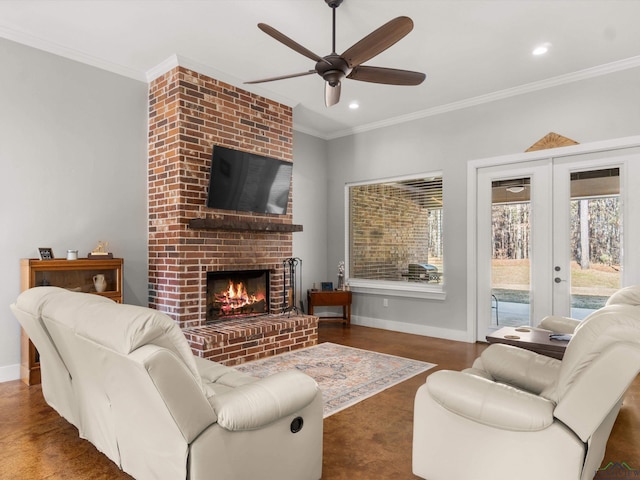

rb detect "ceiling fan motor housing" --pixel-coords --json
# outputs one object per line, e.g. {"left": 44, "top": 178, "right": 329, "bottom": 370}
{"left": 316, "top": 54, "right": 351, "bottom": 86}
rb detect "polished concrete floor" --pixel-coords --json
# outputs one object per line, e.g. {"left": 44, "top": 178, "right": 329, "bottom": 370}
{"left": 1, "top": 323, "right": 639, "bottom": 479}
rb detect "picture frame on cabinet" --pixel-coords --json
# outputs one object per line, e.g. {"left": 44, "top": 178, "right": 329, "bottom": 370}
{"left": 321, "top": 282, "right": 333, "bottom": 291}
{"left": 37, "top": 248, "right": 55, "bottom": 260}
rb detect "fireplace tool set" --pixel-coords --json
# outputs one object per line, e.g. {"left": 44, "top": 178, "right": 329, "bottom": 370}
{"left": 282, "top": 257, "right": 303, "bottom": 315}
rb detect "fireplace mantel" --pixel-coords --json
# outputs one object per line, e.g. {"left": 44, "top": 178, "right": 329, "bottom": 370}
{"left": 188, "top": 218, "right": 303, "bottom": 233}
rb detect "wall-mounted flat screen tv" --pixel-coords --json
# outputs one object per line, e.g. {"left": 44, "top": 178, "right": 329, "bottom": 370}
{"left": 206, "top": 145, "right": 293, "bottom": 215}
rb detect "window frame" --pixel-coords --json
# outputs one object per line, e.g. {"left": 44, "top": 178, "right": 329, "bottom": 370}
{"left": 344, "top": 171, "right": 446, "bottom": 300}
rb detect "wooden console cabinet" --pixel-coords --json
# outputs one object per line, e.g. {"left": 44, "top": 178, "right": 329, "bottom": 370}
{"left": 19, "top": 257, "right": 124, "bottom": 385}
{"left": 307, "top": 289, "right": 352, "bottom": 325}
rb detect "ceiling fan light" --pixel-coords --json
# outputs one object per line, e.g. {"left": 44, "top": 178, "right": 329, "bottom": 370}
{"left": 325, "top": 81, "right": 341, "bottom": 107}
{"left": 506, "top": 186, "right": 525, "bottom": 193}
{"left": 349, "top": 101, "right": 359, "bottom": 110}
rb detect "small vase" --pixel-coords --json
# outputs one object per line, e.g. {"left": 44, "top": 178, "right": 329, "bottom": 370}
{"left": 337, "top": 273, "right": 344, "bottom": 290}
{"left": 93, "top": 274, "right": 107, "bottom": 293}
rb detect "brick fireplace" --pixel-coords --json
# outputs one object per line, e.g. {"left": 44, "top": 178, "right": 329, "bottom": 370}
{"left": 147, "top": 65, "right": 317, "bottom": 364}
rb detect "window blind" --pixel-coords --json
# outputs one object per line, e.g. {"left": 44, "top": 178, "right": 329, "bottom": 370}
{"left": 349, "top": 176, "right": 443, "bottom": 283}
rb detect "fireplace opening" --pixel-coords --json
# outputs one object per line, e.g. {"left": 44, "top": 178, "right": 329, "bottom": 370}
{"left": 207, "top": 270, "right": 269, "bottom": 322}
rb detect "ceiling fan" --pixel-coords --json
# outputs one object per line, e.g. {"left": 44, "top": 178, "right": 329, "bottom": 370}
{"left": 245, "top": 0, "right": 426, "bottom": 107}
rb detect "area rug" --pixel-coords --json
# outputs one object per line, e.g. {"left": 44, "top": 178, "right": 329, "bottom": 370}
{"left": 235, "top": 342, "right": 436, "bottom": 418}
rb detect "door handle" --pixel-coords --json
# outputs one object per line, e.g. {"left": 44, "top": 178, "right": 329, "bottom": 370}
{"left": 554, "top": 266, "right": 565, "bottom": 283}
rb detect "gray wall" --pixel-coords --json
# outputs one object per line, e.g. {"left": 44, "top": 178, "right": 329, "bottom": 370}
{"left": 325, "top": 67, "right": 640, "bottom": 339}
{"left": 292, "top": 131, "right": 329, "bottom": 311}
{"left": 0, "top": 38, "right": 148, "bottom": 381}
{"left": 1, "top": 34, "right": 639, "bottom": 380}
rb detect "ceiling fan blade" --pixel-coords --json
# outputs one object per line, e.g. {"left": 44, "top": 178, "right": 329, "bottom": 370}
{"left": 348, "top": 65, "right": 426, "bottom": 85}
{"left": 258, "top": 23, "right": 324, "bottom": 63}
{"left": 325, "top": 81, "right": 341, "bottom": 107}
{"left": 245, "top": 70, "right": 316, "bottom": 84}
{"left": 341, "top": 16, "right": 414, "bottom": 68}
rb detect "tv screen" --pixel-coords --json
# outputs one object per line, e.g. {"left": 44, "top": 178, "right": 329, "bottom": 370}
{"left": 206, "top": 146, "right": 293, "bottom": 215}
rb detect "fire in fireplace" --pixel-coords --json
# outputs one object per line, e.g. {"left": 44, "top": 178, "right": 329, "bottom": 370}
{"left": 207, "top": 270, "right": 269, "bottom": 322}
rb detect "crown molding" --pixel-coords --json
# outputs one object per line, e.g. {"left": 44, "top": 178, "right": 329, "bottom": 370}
{"left": 145, "top": 54, "right": 180, "bottom": 82}
{"left": 293, "top": 123, "right": 326, "bottom": 139}
{"left": 146, "top": 54, "right": 299, "bottom": 109}
{"left": 0, "top": 26, "right": 300, "bottom": 108}
{"left": 324, "top": 55, "right": 640, "bottom": 140}
{"left": 0, "top": 25, "right": 147, "bottom": 82}
{"left": 3, "top": 23, "right": 639, "bottom": 141}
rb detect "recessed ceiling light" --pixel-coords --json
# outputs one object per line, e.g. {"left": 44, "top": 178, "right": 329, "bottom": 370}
{"left": 349, "top": 102, "right": 359, "bottom": 110}
{"left": 532, "top": 43, "right": 551, "bottom": 56}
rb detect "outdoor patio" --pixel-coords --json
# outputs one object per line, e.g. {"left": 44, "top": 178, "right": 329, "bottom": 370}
{"left": 491, "top": 296, "right": 596, "bottom": 327}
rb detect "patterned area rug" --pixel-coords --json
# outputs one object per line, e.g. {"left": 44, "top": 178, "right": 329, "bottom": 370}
{"left": 235, "top": 342, "right": 436, "bottom": 418}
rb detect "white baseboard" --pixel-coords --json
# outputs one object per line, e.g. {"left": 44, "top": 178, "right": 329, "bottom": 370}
{"left": 0, "top": 364, "right": 21, "bottom": 383}
{"left": 351, "top": 315, "right": 472, "bottom": 343}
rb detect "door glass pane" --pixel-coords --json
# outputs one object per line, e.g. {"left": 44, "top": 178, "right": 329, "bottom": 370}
{"left": 491, "top": 178, "right": 531, "bottom": 326}
{"left": 569, "top": 168, "right": 621, "bottom": 318}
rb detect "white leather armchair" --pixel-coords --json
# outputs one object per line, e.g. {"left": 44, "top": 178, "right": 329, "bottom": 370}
{"left": 534, "top": 286, "right": 640, "bottom": 336}
{"left": 413, "top": 285, "right": 640, "bottom": 480}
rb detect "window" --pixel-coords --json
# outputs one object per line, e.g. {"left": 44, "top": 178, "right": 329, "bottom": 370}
{"left": 346, "top": 173, "right": 444, "bottom": 298}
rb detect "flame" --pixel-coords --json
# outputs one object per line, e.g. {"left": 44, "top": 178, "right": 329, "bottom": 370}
{"left": 216, "top": 280, "right": 265, "bottom": 315}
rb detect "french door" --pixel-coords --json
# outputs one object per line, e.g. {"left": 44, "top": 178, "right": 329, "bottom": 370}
{"left": 477, "top": 161, "right": 551, "bottom": 339}
{"left": 476, "top": 150, "right": 636, "bottom": 341}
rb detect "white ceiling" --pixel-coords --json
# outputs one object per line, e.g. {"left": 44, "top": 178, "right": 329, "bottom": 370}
{"left": 2, "top": 0, "right": 640, "bottom": 139}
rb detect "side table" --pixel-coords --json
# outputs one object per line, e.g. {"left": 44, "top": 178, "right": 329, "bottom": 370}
{"left": 486, "top": 326, "right": 569, "bottom": 360}
{"left": 307, "top": 289, "right": 352, "bottom": 325}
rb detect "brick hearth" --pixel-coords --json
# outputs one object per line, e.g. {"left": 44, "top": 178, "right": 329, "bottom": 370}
{"left": 147, "top": 65, "right": 317, "bottom": 362}
{"left": 183, "top": 314, "right": 318, "bottom": 365}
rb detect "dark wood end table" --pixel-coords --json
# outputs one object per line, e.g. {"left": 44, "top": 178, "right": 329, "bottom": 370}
{"left": 307, "top": 289, "right": 352, "bottom": 325}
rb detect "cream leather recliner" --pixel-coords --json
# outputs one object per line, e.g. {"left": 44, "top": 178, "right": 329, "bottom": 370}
{"left": 12, "top": 287, "right": 323, "bottom": 480}
{"left": 413, "top": 285, "right": 640, "bottom": 480}
{"left": 530, "top": 287, "right": 640, "bottom": 336}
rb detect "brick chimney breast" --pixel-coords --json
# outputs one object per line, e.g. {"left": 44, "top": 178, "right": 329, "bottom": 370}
{"left": 148, "top": 66, "right": 294, "bottom": 329}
